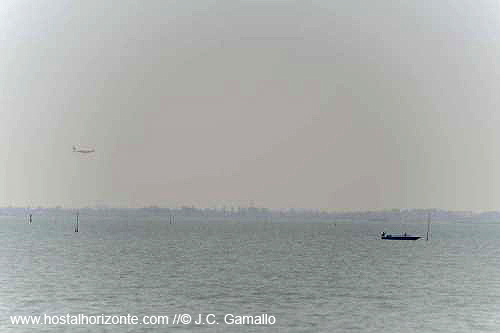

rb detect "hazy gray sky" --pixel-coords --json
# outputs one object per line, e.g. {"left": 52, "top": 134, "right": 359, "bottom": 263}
{"left": 1, "top": 0, "right": 500, "bottom": 210}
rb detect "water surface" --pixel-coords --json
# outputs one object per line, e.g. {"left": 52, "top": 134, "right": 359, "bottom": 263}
{"left": 1, "top": 215, "right": 499, "bottom": 332}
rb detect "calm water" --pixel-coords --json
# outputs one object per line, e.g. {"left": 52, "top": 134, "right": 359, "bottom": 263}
{"left": 1, "top": 215, "right": 500, "bottom": 332}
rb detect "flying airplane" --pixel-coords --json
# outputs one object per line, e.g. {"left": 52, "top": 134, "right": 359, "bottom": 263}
{"left": 73, "top": 145, "right": 95, "bottom": 154}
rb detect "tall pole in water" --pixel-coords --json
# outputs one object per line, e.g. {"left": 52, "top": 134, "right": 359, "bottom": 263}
{"left": 426, "top": 212, "right": 431, "bottom": 241}
{"left": 75, "top": 210, "right": 79, "bottom": 232}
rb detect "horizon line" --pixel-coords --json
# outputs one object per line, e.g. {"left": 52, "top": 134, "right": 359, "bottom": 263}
{"left": 0, "top": 206, "right": 491, "bottom": 214}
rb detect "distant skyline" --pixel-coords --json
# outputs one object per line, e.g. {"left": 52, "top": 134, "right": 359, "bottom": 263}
{"left": 2, "top": 1, "right": 500, "bottom": 211}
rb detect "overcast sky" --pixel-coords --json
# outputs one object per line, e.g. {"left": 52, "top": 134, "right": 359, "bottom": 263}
{"left": 1, "top": 0, "right": 500, "bottom": 210}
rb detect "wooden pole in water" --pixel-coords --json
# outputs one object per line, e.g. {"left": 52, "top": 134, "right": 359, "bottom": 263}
{"left": 29, "top": 213, "right": 32, "bottom": 224}
{"left": 426, "top": 212, "right": 431, "bottom": 241}
{"left": 75, "top": 211, "right": 79, "bottom": 232}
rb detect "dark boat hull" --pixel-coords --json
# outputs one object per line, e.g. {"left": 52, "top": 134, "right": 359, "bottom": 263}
{"left": 381, "top": 235, "right": 421, "bottom": 240}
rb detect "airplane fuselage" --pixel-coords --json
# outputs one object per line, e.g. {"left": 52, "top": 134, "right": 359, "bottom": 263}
{"left": 73, "top": 146, "right": 95, "bottom": 153}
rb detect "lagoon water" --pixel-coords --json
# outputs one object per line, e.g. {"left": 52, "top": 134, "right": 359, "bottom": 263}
{"left": 1, "top": 215, "right": 500, "bottom": 332}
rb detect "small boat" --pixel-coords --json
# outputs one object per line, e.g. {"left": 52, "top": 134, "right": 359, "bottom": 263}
{"left": 380, "top": 232, "right": 421, "bottom": 240}
{"left": 380, "top": 212, "right": 432, "bottom": 241}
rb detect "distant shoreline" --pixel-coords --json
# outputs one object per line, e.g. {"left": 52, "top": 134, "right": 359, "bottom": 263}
{"left": 1, "top": 206, "right": 497, "bottom": 222}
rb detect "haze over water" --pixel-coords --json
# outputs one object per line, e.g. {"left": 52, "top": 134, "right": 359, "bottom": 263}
{"left": 3, "top": 0, "right": 500, "bottom": 211}
{"left": 1, "top": 215, "right": 499, "bottom": 332}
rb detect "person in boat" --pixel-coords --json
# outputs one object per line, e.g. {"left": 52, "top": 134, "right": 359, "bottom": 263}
{"left": 404, "top": 232, "right": 407, "bottom": 236}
